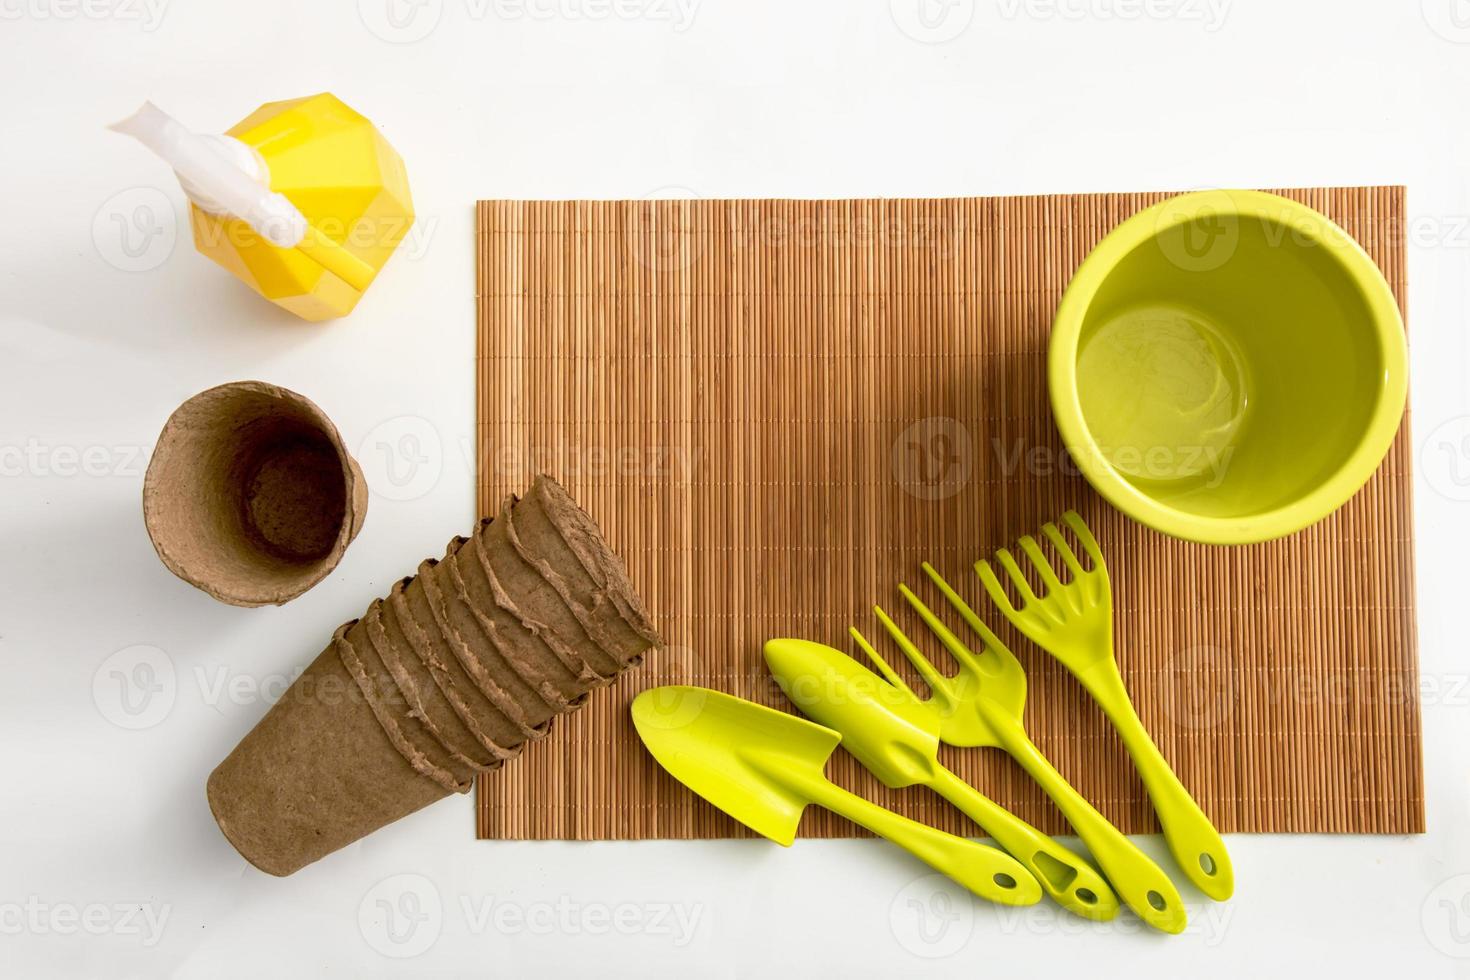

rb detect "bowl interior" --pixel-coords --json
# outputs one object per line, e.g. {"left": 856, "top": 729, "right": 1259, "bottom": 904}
{"left": 1071, "top": 212, "right": 1388, "bottom": 522}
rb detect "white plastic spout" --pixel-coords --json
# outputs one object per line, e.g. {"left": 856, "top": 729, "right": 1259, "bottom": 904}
{"left": 109, "top": 102, "right": 307, "bottom": 248}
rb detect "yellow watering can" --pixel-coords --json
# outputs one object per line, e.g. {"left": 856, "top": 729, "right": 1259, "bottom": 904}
{"left": 110, "top": 94, "right": 413, "bottom": 321}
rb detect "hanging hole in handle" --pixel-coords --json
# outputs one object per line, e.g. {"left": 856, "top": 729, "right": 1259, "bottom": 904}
{"left": 1199, "top": 853, "right": 1217, "bottom": 875}
{"left": 993, "top": 873, "right": 1017, "bottom": 889}
{"left": 1146, "top": 890, "right": 1167, "bottom": 911}
{"left": 1075, "top": 888, "right": 1098, "bottom": 905}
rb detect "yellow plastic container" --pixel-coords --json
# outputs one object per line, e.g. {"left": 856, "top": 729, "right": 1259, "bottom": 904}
{"left": 1049, "top": 190, "right": 1407, "bottom": 544}
{"left": 112, "top": 94, "right": 414, "bottom": 321}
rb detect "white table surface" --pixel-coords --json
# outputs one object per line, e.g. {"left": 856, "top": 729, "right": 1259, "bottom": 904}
{"left": 4, "top": 1, "right": 1469, "bottom": 976}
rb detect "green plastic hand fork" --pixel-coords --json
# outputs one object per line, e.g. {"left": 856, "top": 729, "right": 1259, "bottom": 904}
{"left": 764, "top": 637, "right": 1121, "bottom": 922}
{"left": 975, "top": 512, "right": 1234, "bottom": 902}
{"left": 858, "top": 572, "right": 1188, "bottom": 934}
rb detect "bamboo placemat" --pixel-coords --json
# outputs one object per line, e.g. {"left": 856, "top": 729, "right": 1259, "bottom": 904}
{"left": 474, "top": 187, "right": 1421, "bottom": 840}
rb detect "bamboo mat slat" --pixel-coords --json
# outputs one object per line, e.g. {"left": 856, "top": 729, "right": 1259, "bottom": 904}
{"left": 473, "top": 187, "right": 1422, "bottom": 840}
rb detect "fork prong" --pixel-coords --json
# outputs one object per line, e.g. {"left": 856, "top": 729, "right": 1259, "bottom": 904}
{"left": 849, "top": 626, "right": 917, "bottom": 699}
{"left": 995, "top": 548, "right": 1039, "bottom": 604}
{"left": 1017, "top": 535, "right": 1064, "bottom": 593}
{"left": 873, "top": 604, "right": 952, "bottom": 700}
{"left": 921, "top": 561, "right": 1007, "bottom": 653}
{"left": 1040, "top": 522, "right": 1086, "bottom": 578}
{"left": 1062, "top": 510, "right": 1106, "bottom": 570}
{"left": 975, "top": 559, "right": 1018, "bottom": 614}
{"left": 897, "top": 582, "right": 985, "bottom": 677}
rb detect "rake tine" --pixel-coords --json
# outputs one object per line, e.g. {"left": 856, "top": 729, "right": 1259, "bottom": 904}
{"left": 921, "top": 561, "right": 1008, "bottom": 655}
{"left": 1040, "top": 522, "right": 1086, "bottom": 578}
{"left": 995, "top": 548, "right": 1039, "bottom": 604}
{"left": 975, "top": 559, "right": 1018, "bottom": 615}
{"left": 873, "top": 604, "right": 952, "bottom": 700}
{"left": 1061, "top": 511, "right": 1105, "bottom": 569}
{"left": 1016, "top": 535, "right": 1064, "bottom": 593}
{"left": 849, "top": 626, "right": 917, "bottom": 700}
{"left": 897, "top": 583, "right": 985, "bottom": 678}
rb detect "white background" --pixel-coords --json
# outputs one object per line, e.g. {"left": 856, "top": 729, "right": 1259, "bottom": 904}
{"left": 2, "top": 0, "right": 1469, "bottom": 976}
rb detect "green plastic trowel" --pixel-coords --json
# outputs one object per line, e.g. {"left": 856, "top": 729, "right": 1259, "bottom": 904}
{"left": 631, "top": 686, "right": 1042, "bottom": 908}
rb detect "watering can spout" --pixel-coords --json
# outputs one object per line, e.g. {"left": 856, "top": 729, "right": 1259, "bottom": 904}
{"left": 109, "top": 101, "right": 375, "bottom": 292}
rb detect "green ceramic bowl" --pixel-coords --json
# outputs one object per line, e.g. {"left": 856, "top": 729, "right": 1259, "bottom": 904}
{"left": 1049, "top": 190, "right": 1407, "bottom": 545}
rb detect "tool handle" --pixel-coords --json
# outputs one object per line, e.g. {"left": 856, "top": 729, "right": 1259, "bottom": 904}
{"left": 986, "top": 711, "right": 1187, "bottom": 933}
{"left": 929, "top": 766, "right": 1120, "bottom": 922}
{"left": 1078, "top": 663, "right": 1234, "bottom": 901}
{"left": 800, "top": 775, "right": 1042, "bottom": 908}
{"left": 297, "top": 223, "right": 376, "bottom": 292}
